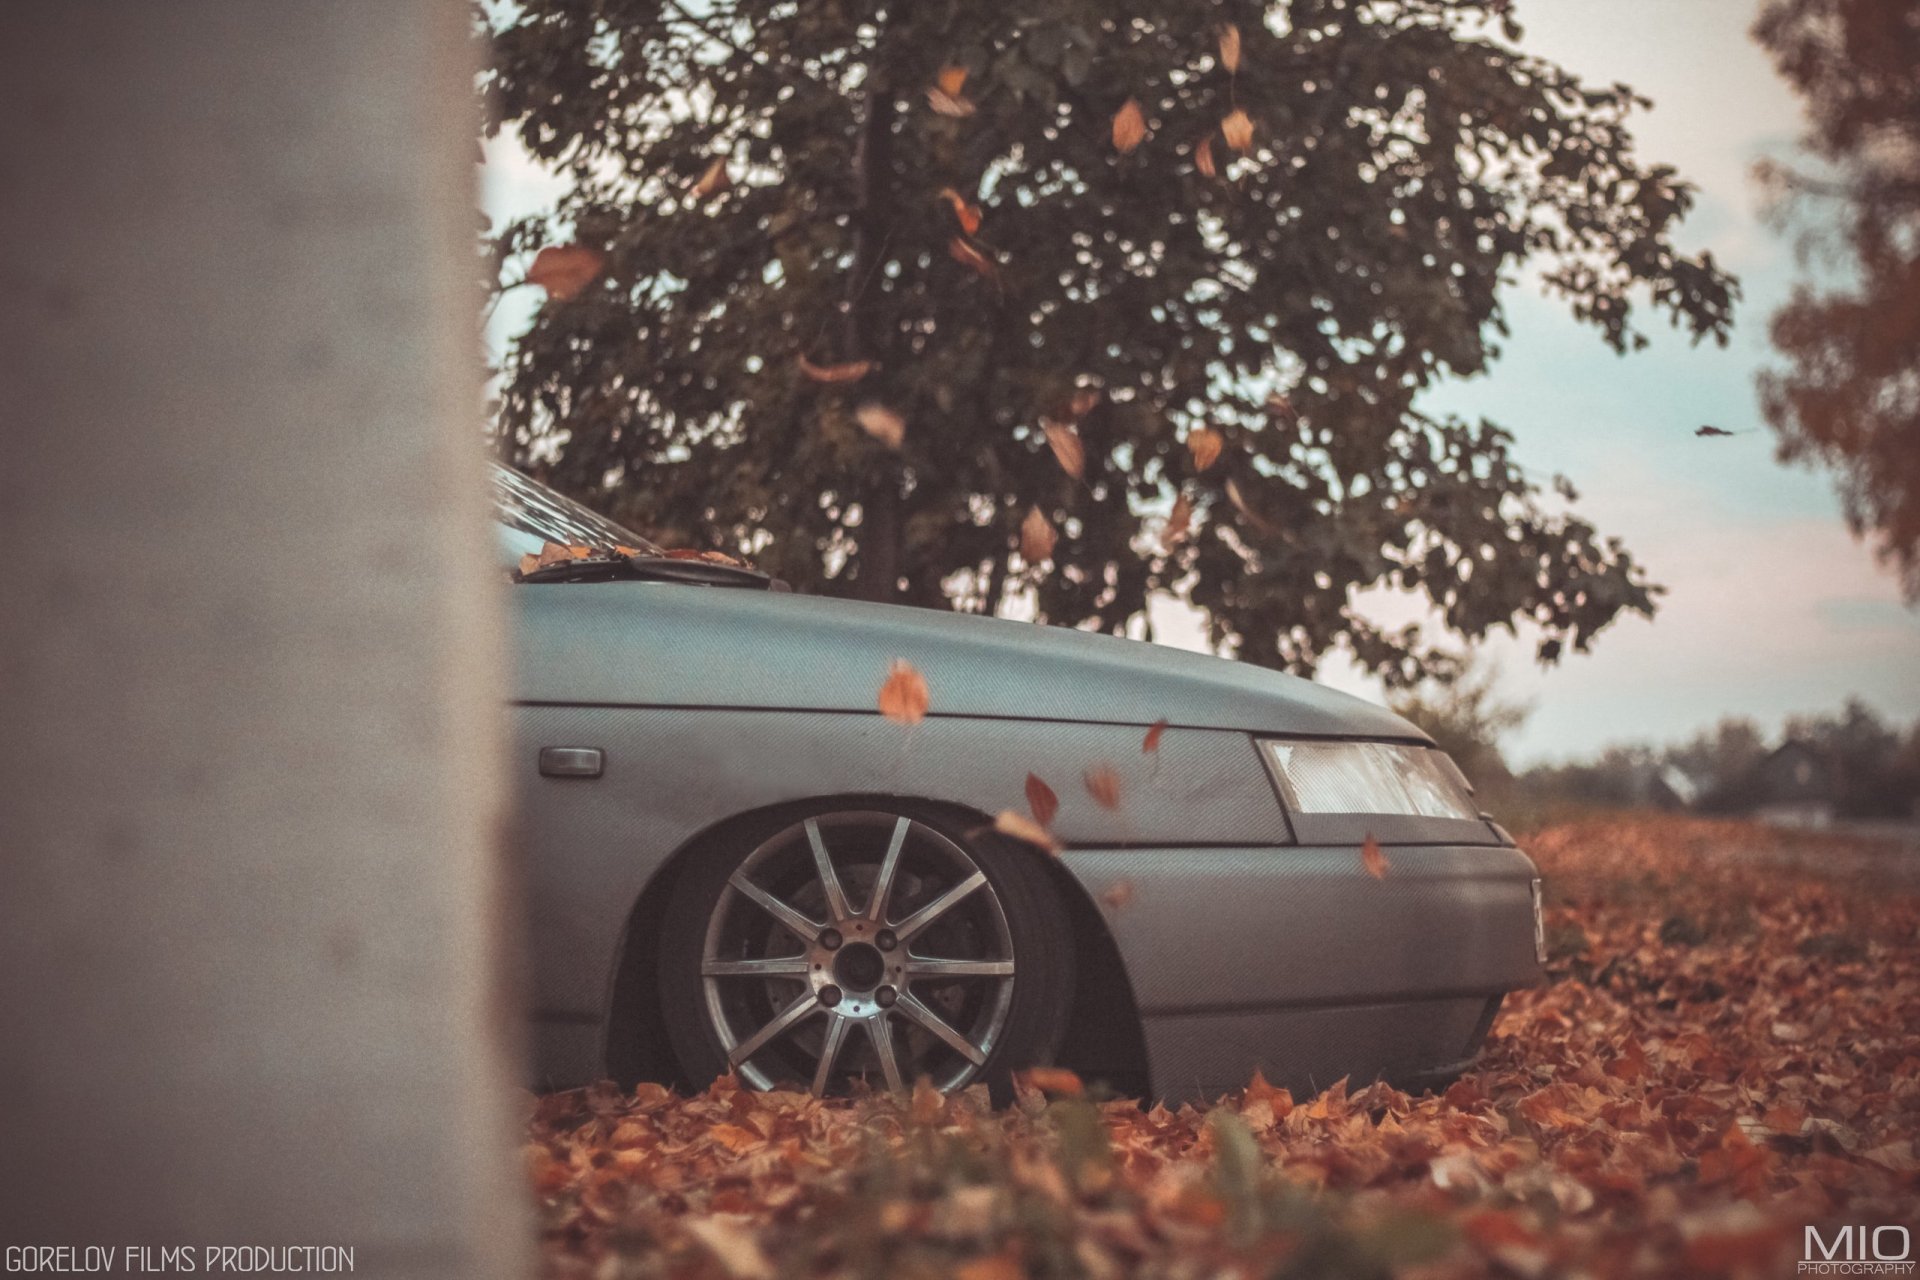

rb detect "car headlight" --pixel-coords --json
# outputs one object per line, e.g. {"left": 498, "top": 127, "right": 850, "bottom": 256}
{"left": 1258, "top": 739, "right": 1481, "bottom": 821}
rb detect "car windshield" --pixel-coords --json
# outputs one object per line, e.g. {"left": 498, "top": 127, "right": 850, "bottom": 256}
{"left": 492, "top": 463, "right": 664, "bottom": 560}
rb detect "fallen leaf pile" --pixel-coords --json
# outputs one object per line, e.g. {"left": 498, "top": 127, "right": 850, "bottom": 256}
{"left": 525, "top": 815, "right": 1920, "bottom": 1277}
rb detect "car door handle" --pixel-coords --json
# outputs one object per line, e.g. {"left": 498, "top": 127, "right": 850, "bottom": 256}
{"left": 538, "top": 746, "right": 604, "bottom": 778}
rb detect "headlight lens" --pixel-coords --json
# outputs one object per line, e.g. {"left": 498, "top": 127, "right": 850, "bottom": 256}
{"left": 1259, "top": 739, "right": 1481, "bottom": 820}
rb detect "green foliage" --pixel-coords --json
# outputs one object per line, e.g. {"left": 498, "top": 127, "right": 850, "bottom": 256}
{"left": 483, "top": 0, "right": 1735, "bottom": 682}
{"left": 1754, "top": 0, "right": 1920, "bottom": 601}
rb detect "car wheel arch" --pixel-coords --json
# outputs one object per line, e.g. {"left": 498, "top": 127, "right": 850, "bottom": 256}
{"left": 601, "top": 793, "right": 1150, "bottom": 1096}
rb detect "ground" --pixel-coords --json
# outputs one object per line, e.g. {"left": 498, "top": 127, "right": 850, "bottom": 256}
{"left": 524, "top": 815, "right": 1920, "bottom": 1278}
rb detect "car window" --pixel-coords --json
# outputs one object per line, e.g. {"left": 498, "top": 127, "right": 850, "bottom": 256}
{"left": 492, "top": 463, "right": 664, "bottom": 559}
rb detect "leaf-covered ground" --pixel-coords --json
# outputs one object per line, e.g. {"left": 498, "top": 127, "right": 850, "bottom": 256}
{"left": 525, "top": 816, "right": 1920, "bottom": 1278}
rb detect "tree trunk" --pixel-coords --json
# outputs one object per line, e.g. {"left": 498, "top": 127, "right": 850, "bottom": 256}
{"left": 845, "top": 50, "right": 902, "bottom": 603}
{"left": 0, "top": 4, "right": 524, "bottom": 1271}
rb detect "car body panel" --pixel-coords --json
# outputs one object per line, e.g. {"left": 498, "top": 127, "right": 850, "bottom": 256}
{"left": 511, "top": 704, "right": 1290, "bottom": 1018}
{"left": 512, "top": 582, "right": 1428, "bottom": 741}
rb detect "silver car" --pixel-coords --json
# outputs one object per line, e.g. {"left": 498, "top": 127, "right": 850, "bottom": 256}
{"left": 495, "top": 464, "right": 1544, "bottom": 1101}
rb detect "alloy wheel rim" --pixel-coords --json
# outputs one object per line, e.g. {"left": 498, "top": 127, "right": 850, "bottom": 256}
{"left": 700, "top": 812, "right": 1017, "bottom": 1095}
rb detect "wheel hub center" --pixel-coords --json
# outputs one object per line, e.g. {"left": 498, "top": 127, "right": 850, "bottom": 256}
{"left": 831, "top": 941, "right": 885, "bottom": 992}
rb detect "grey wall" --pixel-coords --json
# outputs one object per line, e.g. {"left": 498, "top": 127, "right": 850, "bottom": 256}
{"left": 0, "top": 3, "right": 524, "bottom": 1274}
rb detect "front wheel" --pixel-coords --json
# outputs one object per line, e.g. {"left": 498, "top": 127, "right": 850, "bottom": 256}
{"left": 657, "top": 807, "right": 1075, "bottom": 1097}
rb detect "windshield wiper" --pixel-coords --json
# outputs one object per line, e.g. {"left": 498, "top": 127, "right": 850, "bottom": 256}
{"left": 516, "top": 551, "right": 776, "bottom": 589}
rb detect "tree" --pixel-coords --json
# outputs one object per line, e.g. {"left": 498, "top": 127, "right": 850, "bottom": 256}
{"left": 483, "top": 0, "right": 1734, "bottom": 684}
{"left": 1754, "top": 0, "right": 1920, "bottom": 600}
{"left": 1389, "top": 661, "right": 1528, "bottom": 793}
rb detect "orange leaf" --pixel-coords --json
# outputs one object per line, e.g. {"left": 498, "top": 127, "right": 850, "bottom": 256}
{"left": 1023, "top": 1066, "right": 1085, "bottom": 1097}
{"left": 1043, "top": 421, "right": 1086, "bottom": 479}
{"left": 955, "top": 1252, "right": 1023, "bottom": 1280}
{"left": 1020, "top": 505, "right": 1058, "bottom": 563}
{"left": 1099, "top": 879, "right": 1136, "bottom": 912}
{"left": 949, "top": 236, "right": 996, "bottom": 277}
{"left": 1025, "top": 774, "right": 1060, "bottom": 828}
{"left": 1361, "top": 832, "right": 1388, "bottom": 880}
{"left": 527, "top": 244, "right": 605, "bottom": 301}
{"left": 1162, "top": 492, "right": 1193, "bottom": 551}
{"left": 1112, "top": 98, "right": 1148, "bottom": 153}
{"left": 910, "top": 1076, "right": 945, "bottom": 1125}
{"left": 938, "top": 187, "right": 983, "bottom": 235}
{"left": 877, "top": 660, "right": 929, "bottom": 726}
{"left": 1187, "top": 427, "right": 1224, "bottom": 471}
{"left": 937, "top": 65, "right": 969, "bottom": 97}
{"left": 1083, "top": 764, "right": 1123, "bottom": 810}
{"left": 927, "top": 86, "right": 976, "bottom": 118}
{"left": 994, "top": 809, "right": 1061, "bottom": 852}
{"left": 1224, "top": 477, "right": 1279, "bottom": 533}
{"left": 1195, "top": 136, "right": 1217, "bottom": 178}
{"left": 690, "top": 156, "right": 731, "bottom": 200}
{"left": 708, "top": 1122, "right": 764, "bottom": 1154}
{"left": 517, "top": 552, "right": 540, "bottom": 576}
{"left": 1142, "top": 719, "right": 1169, "bottom": 753}
{"left": 798, "top": 355, "right": 874, "bottom": 383}
{"left": 1221, "top": 108, "right": 1254, "bottom": 153}
{"left": 855, "top": 402, "right": 906, "bottom": 449}
{"left": 1218, "top": 23, "right": 1242, "bottom": 73}
{"left": 1069, "top": 388, "right": 1103, "bottom": 418}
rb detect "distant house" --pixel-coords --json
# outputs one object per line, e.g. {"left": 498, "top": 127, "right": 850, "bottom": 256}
{"left": 1750, "top": 739, "right": 1836, "bottom": 829}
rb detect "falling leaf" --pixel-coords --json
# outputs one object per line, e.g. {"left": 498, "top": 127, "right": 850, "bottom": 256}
{"left": 1142, "top": 719, "right": 1169, "bottom": 753}
{"left": 1025, "top": 774, "right": 1060, "bottom": 828}
{"left": 1069, "top": 388, "right": 1103, "bottom": 418}
{"left": 1361, "top": 832, "right": 1388, "bottom": 880}
{"left": 1083, "top": 764, "right": 1123, "bottom": 810}
{"left": 1187, "top": 427, "right": 1224, "bottom": 472}
{"left": 994, "top": 809, "right": 1061, "bottom": 852}
{"left": 1221, "top": 108, "right": 1254, "bottom": 153}
{"left": 877, "top": 660, "right": 929, "bottom": 725}
{"left": 949, "top": 236, "right": 996, "bottom": 277}
{"left": 1162, "top": 492, "right": 1193, "bottom": 551}
{"left": 1043, "top": 421, "right": 1086, "bottom": 479}
{"left": 855, "top": 403, "right": 906, "bottom": 449}
{"left": 938, "top": 187, "right": 983, "bottom": 235}
{"left": 798, "top": 355, "right": 875, "bottom": 383}
{"left": 1099, "top": 879, "right": 1137, "bottom": 912}
{"left": 1022, "top": 1067, "right": 1086, "bottom": 1097}
{"left": 1020, "top": 505, "right": 1058, "bottom": 563}
{"left": 927, "top": 87, "right": 976, "bottom": 118}
{"left": 1696, "top": 424, "right": 1734, "bottom": 437}
{"left": 937, "top": 65, "right": 969, "bottom": 97}
{"left": 1265, "top": 391, "right": 1298, "bottom": 423}
{"left": 1218, "top": 24, "right": 1242, "bottom": 73}
{"left": 1195, "top": 136, "right": 1217, "bottom": 178}
{"left": 690, "top": 157, "right": 731, "bottom": 200}
{"left": 1224, "top": 477, "right": 1279, "bottom": 533}
{"left": 1112, "top": 98, "right": 1148, "bottom": 153}
{"left": 527, "top": 244, "right": 605, "bottom": 301}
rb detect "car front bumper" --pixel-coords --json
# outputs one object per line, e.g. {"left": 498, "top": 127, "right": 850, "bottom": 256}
{"left": 1058, "top": 842, "right": 1543, "bottom": 1102}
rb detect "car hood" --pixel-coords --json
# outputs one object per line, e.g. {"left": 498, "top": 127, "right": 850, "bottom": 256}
{"left": 510, "top": 582, "right": 1427, "bottom": 741}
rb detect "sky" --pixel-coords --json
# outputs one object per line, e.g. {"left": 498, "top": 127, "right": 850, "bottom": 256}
{"left": 481, "top": 0, "right": 1920, "bottom": 766}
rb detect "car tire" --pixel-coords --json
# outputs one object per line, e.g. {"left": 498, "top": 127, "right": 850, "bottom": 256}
{"left": 657, "top": 804, "right": 1075, "bottom": 1099}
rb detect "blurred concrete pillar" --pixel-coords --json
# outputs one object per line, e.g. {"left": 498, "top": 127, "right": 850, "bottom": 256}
{"left": 0, "top": 3, "right": 522, "bottom": 1276}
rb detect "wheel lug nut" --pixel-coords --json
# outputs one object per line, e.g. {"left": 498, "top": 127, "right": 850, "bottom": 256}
{"left": 819, "top": 984, "right": 842, "bottom": 1007}
{"left": 876, "top": 929, "right": 897, "bottom": 952}
{"left": 875, "top": 985, "right": 897, "bottom": 1008}
{"left": 819, "top": 928, "right": 842, "bottom": 951}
